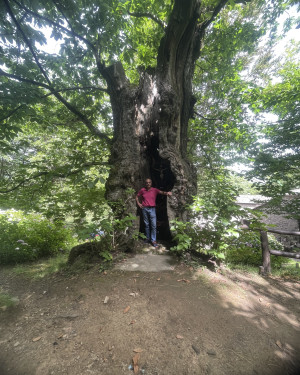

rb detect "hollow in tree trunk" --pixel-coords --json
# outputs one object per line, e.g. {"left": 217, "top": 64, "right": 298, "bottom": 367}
{"left": 103, "top": 0, "right": 223, "bottom": 249}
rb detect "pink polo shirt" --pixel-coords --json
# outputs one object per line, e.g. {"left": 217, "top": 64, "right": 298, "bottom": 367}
{"left": 137, "top": 187, "right": 160, "bottom": 207}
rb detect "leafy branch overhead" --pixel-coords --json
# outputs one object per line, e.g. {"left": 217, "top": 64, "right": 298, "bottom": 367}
{"left": 0, "top": 0, "right": 298, "bottom": 224}
{"left": 1, "top": 0, "right": 232, "bottom": 128}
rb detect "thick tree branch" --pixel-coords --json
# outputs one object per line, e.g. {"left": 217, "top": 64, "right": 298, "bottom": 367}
{"left": 0, "top": 68, "right": 51, "bottom": 90}
{"left": 234, "top": 0, "right": 251, "bottom": 4}
{"left": 11, "top": 0, "right": 106, "bottom": 75}
{"left": 47, "top": 92, "right": 111, "bottom": 142}
{"left": 0, "top": 104, "right": 24, "bottom": 122}
{"left": 0, "top": 70, "right": 108, "bottom": 95}
{"left": 0, "top": 84, "right": 108, "bottom": 123}
{"left": 128, "top": 10, "right": 166, "bottom": 31}
{"left": 0, "top": 162, "right": 109, "bottom": 194}
{"left": 198, "top": 0, "right": 230, "bottom": 35}
{"left": 4, "top": 0, "right": 52, "bottom": 86}
{"left": 50, "top": 0, "right": 77, "bottom": 36}
{"left": 194, "top": 111, "right": 219, "bottom": 121}
{"left": 11, "top": 0, "right": 97, "bottom": 53}
{"left": 39, "top": 86, "right": 108, "bottom": 102}
{"left": 0, "top": 70, "right": 111, "bottom": 141}
{"left": 2, "top": 2, "right": 111, "bottom": 143}
{"left": 8, "top": 0, "right": 127, "bottom": 93}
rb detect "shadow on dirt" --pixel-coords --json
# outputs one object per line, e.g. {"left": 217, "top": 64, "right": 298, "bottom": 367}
{"left": 0, "top": 258, "right": 299, "bottom": 375}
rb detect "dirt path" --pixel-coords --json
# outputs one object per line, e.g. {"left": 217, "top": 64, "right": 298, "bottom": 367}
{"left": 0, "top": 256, "right": 300, "bottom": 375}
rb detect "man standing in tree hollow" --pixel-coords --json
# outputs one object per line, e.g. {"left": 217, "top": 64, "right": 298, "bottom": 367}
{"left": 136, "top": 178, "right": 172, "bottom": 248}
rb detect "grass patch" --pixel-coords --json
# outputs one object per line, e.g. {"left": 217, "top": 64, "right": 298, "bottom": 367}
{"left": 226, "top": 261, "right": 300, "bottom": 280}
{"left": 11, "top": 253, "right": 69, "bottom": 279}
{"left": 0, "top": 292, "right": 19, "bottom": 310}
{"left": 225, "top": 263, "right": 259, "bottom": 275}
{"left": 272, "top": 262, "right": 300, "bottom": 280}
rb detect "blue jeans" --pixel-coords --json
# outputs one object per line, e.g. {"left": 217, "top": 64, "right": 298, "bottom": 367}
{"left": 142, "top": 207, "right": 157, "bottom": 243}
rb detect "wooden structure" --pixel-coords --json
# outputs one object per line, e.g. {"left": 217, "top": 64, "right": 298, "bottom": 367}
{"left": 259, "top": 229, "right": 300, "bottom": 275}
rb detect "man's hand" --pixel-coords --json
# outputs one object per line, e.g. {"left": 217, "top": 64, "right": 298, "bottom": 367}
{"left": 136, "top": 196, "right": 143, "bottom": 209}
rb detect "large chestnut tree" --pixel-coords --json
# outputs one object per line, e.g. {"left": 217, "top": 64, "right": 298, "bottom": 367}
{"left": 0, "top": 0, "right": 293, "bottom": 245}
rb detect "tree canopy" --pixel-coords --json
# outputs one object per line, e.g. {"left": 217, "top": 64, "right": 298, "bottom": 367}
{"left": 0, "top": 0, "right": 299, "bottom": 231}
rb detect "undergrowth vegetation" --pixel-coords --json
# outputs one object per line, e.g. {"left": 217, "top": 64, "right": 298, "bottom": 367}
{"left": 0, "top": 290, "right": 19, "bottom": 311}
{"left": 11, "top": 253, "right": 69, "bottom": 279}
{"left": 0, "top": 210, "right": 76, "bottom": 264}
{"left": 170, "top": 220, "right": 288, "bottom": 270}
{"left": 225, "top": 231, "right": 285, "bottom": 268}
{"left": 0, "top": 203, "right": 297, "bottom": 279}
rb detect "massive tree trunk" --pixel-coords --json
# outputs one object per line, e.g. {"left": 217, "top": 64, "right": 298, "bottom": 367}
{"left": 103, "top": 0, "right": 207, "bottom": 246}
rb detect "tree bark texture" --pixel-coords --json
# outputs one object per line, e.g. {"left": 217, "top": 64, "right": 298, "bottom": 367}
{"left": 260, "top": 231, "right": 271, "bottom": 274}
{"left": 104, "top": 0, "right": 203, "bottom": 243}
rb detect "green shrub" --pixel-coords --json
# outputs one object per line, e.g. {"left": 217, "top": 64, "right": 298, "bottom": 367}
{"left": 0, "top": 210, "right": 76, "bottom": 264}
{"left": 77, "top": 213, "right": 137, "bottom": 251}
{"left": 225, "top": 231, "right": 285, "bottom": 268}
{"left": 170, "top": 220, "right": 192, "bottom": 253}
{"left": 170, "top": 217, "right": 287, "bottom": 269}
{"left": 170, "top": 219, "right": 227, "bottom": 260}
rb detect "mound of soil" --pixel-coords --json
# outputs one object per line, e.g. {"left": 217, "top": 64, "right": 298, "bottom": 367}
{"left": 0, "top": 258, "right": 299, "bottom": 375}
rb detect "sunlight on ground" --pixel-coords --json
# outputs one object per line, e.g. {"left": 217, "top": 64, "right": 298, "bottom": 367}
{"left": 193, "top": 267, "right": 300, "bottom": 330}
{"left": 192, "top": 267, "right": 300, "bottom": 367}
{"left": 12, "top": 254, "right": 68, "bottom": 279}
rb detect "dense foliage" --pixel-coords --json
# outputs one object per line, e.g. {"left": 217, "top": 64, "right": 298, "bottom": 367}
{"left": 246, "top": 43, "right": 300, "bottom": 216}
{"left": 225, "top": 231, "right": 285, "bottom": 268}
{"left": 0, "top": 0, "right": 299, "bottom": 262}
{"left": 0, "top": 210, "right": 76, "bottom": 264}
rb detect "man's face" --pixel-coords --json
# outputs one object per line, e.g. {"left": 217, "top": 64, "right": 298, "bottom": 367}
{"left": 145, "top": 179, "right": 152, "bottom": 189}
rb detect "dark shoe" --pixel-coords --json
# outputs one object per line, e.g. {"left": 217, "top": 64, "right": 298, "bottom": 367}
{"left": 152, "top": 241, "right": 159, "bottom": 248}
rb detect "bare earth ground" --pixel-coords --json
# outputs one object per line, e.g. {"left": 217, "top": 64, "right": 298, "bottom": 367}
{"left": 0, "top": 253, "right": 300, "bottom": 375}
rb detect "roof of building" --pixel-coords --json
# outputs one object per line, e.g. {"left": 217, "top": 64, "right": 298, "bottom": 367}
{"left": 236, "top": 195, "right": 269, "bottom": 205}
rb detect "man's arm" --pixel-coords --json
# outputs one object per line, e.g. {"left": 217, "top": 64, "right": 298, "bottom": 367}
{"left": 136, "top": 194, "right": 143, "bottom": 209}
{"left": 158, "top": 190, "right": 172, "bottom": 196}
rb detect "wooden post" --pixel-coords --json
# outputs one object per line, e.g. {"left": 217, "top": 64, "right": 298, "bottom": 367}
{"left": 260, "top": 231, "right": 271, "bottom": 275}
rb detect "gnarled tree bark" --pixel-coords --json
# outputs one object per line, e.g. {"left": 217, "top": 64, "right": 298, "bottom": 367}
{"left": 103, "top": 0, "right": 226, "bottom": 248}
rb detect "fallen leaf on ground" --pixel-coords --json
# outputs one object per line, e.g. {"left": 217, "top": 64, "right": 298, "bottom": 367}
{"left": 32, "top": 336, "right": 41, "bottom": 342}
{"left": 57, "top": 334, "right": 64, "bottom": 339}
{"left": 177, "top": 279, "right": 190, "bottom": 283}
{"left": 176, "top": 335, "right": 184, "bottom": 339}
{"left": 276, "top": 340, "right": 283, "bottom": 349}
{"left": 103, "top": 296, "right": 109, "bottom": 304}
{"left": 132, "top": 353, "right": 140, "bottom": 374}
{"left": 192, "top": 345, "right": 200, "bottom": 354}
{"left": 123, "top": 306, "right": 130, "bottom": 313}
{"left": 157, "top": 278, "right": 161, "bottom": 281}
{"left": 133, "top": 348, "right": 143, "bottom": 353}
{"left": 129, "top": 320, "right": 136, "bottom": 325}
{"left": 207, "top": 349, "right": 217, "bottom": 356}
